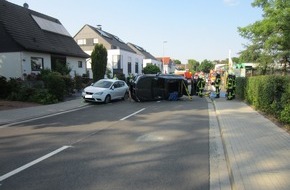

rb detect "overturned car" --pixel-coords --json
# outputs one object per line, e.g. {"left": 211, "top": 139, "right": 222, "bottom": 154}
{"left": 130, "top": 74, "right": 189, "bottom": 102}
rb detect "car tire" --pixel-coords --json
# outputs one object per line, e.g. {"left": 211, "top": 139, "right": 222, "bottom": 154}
{"left": 122, "top": 92, "right": 129, "bottom": 100}
{"left": 104, "top": 95, "right": 111, "bottom": 104}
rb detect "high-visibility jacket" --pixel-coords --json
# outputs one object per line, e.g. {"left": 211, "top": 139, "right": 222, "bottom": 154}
{"left": 214, "top": 77, "right": 221, "bottom": 88}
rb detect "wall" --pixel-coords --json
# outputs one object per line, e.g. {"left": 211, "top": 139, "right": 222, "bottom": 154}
{"left": 67, "top": 56, "right": 87, "bottom": 77}
{"left": 117, "top": 49, "right": 143, "bottom": 77}
{"left": 0, "top": 51, "right": 86, "bottom": 79}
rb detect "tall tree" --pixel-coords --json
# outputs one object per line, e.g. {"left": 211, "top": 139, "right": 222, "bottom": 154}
{"left": 187, "top": 59, "right": 200, "bottom": 72}
{"left": 173, "top": 59, "right": 182, "bottom": 65}
{"left": 91, "top": 44, "right": 108, "bottom": 81}
{"left": 199, "top": 59, "right": 214, "bottom": 73}
{"left": 238, "top": 0, "right": 290, "bottom": 75}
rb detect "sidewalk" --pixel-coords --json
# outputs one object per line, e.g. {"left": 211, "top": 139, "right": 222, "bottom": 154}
{"left": 212, "top": 97, "right": 290, "bottom": 190}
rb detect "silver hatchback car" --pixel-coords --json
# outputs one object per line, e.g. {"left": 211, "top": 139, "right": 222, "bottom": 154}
{"left": 82, "top": 79, "right": 129, "bottom": 103}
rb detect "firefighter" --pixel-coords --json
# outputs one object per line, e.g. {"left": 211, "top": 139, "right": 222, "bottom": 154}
{"left": 232, "top": 74, "right": 236, "bottom": 99}
{"left": 214, "top": 73, "right": 221, "bottom": 98}
{"left": 191, "top": 73, "right": 199, "bottom": 95}
{"left": 197, "top": 74, "right": 205, "bottom": 97}
{"left": 226, "top": 74, "right": 234, "bottom": 100}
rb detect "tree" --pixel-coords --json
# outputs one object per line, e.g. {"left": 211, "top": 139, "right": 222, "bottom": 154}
{"left": 91, "top": 44, "right": 108, "bottom": 82}
{"left": 187, "top": 59, "right": 200, "bottom": 72}
{"left": 198, "top": 59, "right": 214, "bottom": 73}
{"left": 238, "top": 0, "right": 290, "bottom": 75}
{"left": 143, "top": 64, "right": 161, "bottom": 74}
{"left": 173, "top": 59, "right": 182, "bottom": 65}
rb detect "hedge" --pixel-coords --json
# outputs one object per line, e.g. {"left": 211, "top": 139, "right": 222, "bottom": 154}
{"left": 236, "top": 75, "right": 290, "bottom": 125}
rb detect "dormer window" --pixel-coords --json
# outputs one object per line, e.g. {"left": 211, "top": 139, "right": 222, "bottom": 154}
{"left": 93, "top": 38, "right": 99, "bottom": 44}
{"left": 77, "top": 39, "right": 86, "bottom": 45}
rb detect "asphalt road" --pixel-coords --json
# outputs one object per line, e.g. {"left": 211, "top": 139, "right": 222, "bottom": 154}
{"left": 0, "top": 97, "right": 209, "bottom": 190}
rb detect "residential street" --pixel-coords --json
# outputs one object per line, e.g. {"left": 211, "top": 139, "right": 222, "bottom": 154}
{"left": 0, "top": 98, "right": 210, "bottom": 190}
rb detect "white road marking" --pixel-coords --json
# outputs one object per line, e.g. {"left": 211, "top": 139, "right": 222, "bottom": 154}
{"left": 120, "top": 108, "right": 145, "bottom": 121}
{"left": 0, "top": 105, "right": 92, "bottom": 128}
{"left": 0, "top": 146, "right": 71, "bottom": 182}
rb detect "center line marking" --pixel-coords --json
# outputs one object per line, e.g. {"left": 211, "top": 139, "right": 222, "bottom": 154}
{"left": 120, "top": 108, "right": 145, "bottom": 120}
{"left": 0, "top": 146, "right": 71, "bottom": 182}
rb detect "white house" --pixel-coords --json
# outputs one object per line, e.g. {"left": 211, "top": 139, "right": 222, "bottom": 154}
{"left": 156, "top": 57, "right": 176, "bottom": 74}
{"left": 127, "top": 43, "right": 162, "bottom": 70}
{"left": 74, "top": 25, "right": 144, "bottom": 79}
{"left": 0, "top": 1, "right": 89, "bottom": 79}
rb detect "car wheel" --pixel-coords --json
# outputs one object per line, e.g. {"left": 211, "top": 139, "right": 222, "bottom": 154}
{"left": 122, "top": 92, "right": 129, "bottom": 100}
{"left": 104, "top": 95, "right": 111, "bottom": 104}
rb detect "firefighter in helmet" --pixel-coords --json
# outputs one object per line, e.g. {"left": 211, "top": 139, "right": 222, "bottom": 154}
{"left": 214, "top": 73, "right": 221, "bottom": 98}
{"left": 197, "top": 73, "right": 205, "bottom": 97}
{"left": 191, "top": 73, "right": 199, "bottom": 96}
{"left": 226, "top": 74, "right": 235, "bottom": 100}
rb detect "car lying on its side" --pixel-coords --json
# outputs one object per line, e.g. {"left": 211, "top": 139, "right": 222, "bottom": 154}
{"left": 130, "top": 74, "right": 189, "bottom": 102}
{"left": 82, "top": 79, "right": 129, "bottom": 103}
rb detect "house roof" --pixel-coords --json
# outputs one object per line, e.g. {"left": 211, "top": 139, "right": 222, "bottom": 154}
{"left": 127, "top": 42, "right": 158, "bottom": 60}
{"left": 157, "top": 57, "right": 172, "bottom": 65}
{"left": 86, "top": 24, "right": 135, "bottom": 53}
{"left": 0, "top": 0, "right": 89, "bottom": 58}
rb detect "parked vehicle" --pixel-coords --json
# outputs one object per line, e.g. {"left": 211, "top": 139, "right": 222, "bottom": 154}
{"left": 130, "top": 74, "right": 189, "bottom": 102}
{"left": 82, "top": 79, "right": 129, "bottom": 103}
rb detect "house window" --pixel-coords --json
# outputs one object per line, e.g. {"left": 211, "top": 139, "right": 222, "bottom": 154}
{"left": 112, "top": 55, "right": 121, "bottom": 69}
{"left": 78, "top": 61, "right": 83, "bottom": 68}
{"left": 128, "top": 57, "right": 132, "bottom": 73}
{"left": 77, "top": 39, "right": 86, "bottom": 45}
{"left": 135, "top": 59, "right": 139, "bottom": 73}
{"left": 128, "top": 62, "right": 132, "bottom": 73}
{"left": 31, "top": 57, "right": 44, "bottom": 71}
{"left": 93, "top": 38, "right": 98, "bottom": 44}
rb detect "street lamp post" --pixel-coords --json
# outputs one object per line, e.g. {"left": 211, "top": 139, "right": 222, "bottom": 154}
{"left": 163, "top": 41, "right": 167, "bottom": 74}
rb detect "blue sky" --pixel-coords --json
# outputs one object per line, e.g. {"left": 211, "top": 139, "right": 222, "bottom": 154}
{"left": 9, "top": 0, "right": 262, "bottom": 63}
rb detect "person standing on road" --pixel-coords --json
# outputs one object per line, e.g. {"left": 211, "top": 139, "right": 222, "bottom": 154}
{"left": 214, "top": 73, "right": 221, "bottom": 98}
{"left": 226, "top": 74, "right": 234, "bottom": 100}
{"left": 191, "top": 73, "right": 199, "bottom": 96}
{"left": 197, "top": 74, "right": 205, "bottom": 97}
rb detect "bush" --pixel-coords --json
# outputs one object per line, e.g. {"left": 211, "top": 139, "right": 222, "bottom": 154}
{"left": 62, "top": 75, "right": 74, "bottom": 95}
{"left": 74, "top": 75, "right": 83, "bottom": 91}
{"left": 280, "top": 104, "right": 290, "bottom": 123}
{"left": 143, "top": 64, "right": 161, "bottom": 74}
{"left": 279, "top": 80, "right": 290, "bottom": 123}
{"left": 42, "top": 72, "right": 65, "bottom": 101}
{"left": 241, "top": 75, "right": 290, "bottom": 124}
{"left": 29, "top": 89, "right": 58, "bottom": 104}
{"left": 0, "top": 76, "right": 8, "bottom": 99}
{"left": 235, "top": 77, "right": 246, "bottom": 100}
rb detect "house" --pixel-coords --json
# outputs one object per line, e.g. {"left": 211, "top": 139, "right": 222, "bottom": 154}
{"left": 0, "top": 0, "right": 89, "bottom": 79}
{"left": 157, "top": 57, "right": 176, "bottom": 74}
{"left": 74, "top": 24, "right": 144, "bottom": 79}
{"left": 127, "top": 42, "right": 162, "bottom": 70}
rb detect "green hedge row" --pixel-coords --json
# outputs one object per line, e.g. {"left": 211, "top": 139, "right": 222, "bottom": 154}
{"left": 236, "top": 75, "right": 290, "bottom": 124}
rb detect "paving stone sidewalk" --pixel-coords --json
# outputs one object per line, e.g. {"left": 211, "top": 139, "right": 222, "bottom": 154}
{"left": 213, "top": 98, "right": 290, "bottom": 190}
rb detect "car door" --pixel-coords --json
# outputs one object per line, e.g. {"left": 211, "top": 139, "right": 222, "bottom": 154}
{"left": 115, "top": 81, "right": 125, "bottom": 98}
{"left": 110, "top": 82, "right": 120, "bottom": 100}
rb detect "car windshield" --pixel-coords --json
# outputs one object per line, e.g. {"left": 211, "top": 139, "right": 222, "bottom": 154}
{"left": 92, "top": 80, "right": 113, "bottom": 88}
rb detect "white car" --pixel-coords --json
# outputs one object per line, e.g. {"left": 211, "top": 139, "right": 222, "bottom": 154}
{"left": 82, "top": 79, "right": 129, "bottom": 103}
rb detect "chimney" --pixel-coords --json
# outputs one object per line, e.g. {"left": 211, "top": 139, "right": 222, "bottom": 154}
{"left": 23, "top": 3, "right": 29, "bottom": 9}
{"left": 96, "top": 25, "right": 102, "bottom": 30}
